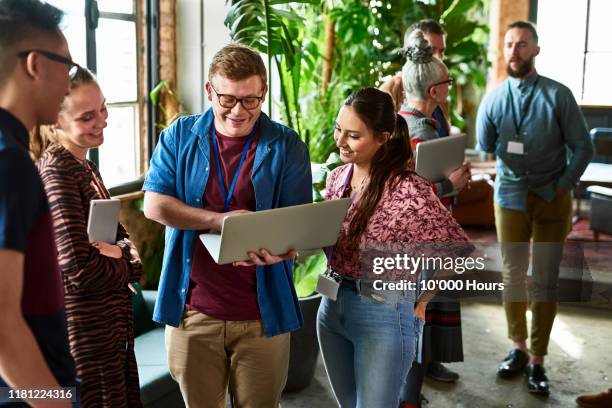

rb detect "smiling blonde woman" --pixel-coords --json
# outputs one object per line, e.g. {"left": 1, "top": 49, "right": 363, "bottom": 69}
{"left": 33, "top": 67, "right": 143, "bottom": 408}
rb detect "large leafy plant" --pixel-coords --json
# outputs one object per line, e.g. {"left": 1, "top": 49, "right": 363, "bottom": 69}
{"left": 225, "top": 0, "right": 317, "bottom": 131}
{"left": 224, "top": 0, "right": 490, "bottom": 295}
{"left": 225, "top": 0, "right": 489, "bottom": 161}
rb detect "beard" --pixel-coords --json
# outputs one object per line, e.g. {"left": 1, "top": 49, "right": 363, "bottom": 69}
{"left": 506, "top": 57, "right": 534, "bottom": 78}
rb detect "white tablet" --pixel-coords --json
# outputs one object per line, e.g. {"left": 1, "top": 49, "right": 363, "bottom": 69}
{"left": 199, "top": 199, "right": 351, "bottom": 264}
{"left": 415, "top": 134, "right": 467, "bottom": 182}
{"left": 87, "top": 198, "right": 121, "bottom": 243}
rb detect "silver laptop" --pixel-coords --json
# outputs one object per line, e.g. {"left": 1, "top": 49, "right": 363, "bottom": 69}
{"left": 415, "top": 134, "right": 467, "bottom": 182}
{"left": 87, "top": 198, "right": 121, "bottom": 243}
{"left": 200, "top": 199, "right": 351, "bottom": 264}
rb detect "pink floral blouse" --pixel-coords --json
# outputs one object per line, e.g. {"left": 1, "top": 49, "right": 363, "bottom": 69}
{"left": 326, "top": 164, "right": 469, "bottom": 278}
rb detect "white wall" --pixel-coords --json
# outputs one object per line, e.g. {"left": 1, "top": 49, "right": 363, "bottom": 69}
{"left": 176, "top": 0, "right": 280, "bottom": 119}
{"left": 176, "top": 0, "right": 231, "bottom": 114}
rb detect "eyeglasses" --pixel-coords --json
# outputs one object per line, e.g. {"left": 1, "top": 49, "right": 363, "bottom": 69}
{"left": 210, "top": 84, "right": 264, "bottom": 110}
{"left": 16, "top": 49, "right": 80, "bottom": 77}
{"left": 431, "top": 77, "right": 455, "bottom": 87}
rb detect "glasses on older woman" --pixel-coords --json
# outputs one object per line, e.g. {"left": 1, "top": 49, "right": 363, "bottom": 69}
{"left": 431, "top": 77, "right": 455, "bottom": 87}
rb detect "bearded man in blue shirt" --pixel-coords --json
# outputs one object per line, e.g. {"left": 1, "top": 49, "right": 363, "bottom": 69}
{"left": 477, "top": 21, "right": 594, "bottom": 396}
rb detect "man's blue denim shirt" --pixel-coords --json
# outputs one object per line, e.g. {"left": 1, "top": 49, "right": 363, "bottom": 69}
{"left": 143, "top": 109, "right": 312, "bottom": 336}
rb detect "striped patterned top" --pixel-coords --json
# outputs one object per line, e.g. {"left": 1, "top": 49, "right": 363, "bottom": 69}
{"left": 36, "top": 143, "right": 143, "bottom": 407}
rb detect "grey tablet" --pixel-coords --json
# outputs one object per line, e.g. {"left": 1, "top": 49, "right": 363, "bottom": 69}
{"left": 87, "top": 198, "right": 121, "bottom": 243}
{"left": 415, "top": 134, "right": 467, "bottom": 182}
{"left": 200, "top": 199, "right": 351, "bottom": 264}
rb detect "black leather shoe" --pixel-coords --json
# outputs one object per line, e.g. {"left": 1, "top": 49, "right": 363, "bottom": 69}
{"left": 525, "top": 364, "right": 550, "bottom": 395}
{"left": 497, "top": 348, "right": 529, "bottom": 378}
{"left": 426, "top": 361, "right": 460, "bottom": 383}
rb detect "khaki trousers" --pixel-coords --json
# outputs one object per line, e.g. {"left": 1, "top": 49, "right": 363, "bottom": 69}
{"left": 166, "top": 310, "right": 290, "bottom": 408}
{"left": 494, "top": 191, "right": 572, "bottom": 356}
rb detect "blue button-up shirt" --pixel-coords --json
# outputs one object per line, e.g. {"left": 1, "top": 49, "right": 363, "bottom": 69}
{"left": 143, "top": 109, "right": 312, "bottom": 336}
{"left": 477, "top": 72, "right": 594, "bottom": 211}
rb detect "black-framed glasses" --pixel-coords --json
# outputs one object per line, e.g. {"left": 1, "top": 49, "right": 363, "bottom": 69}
{"left": 431, "top": 77, "right": 455, "bottom": 87}
{"left": 16, "top": 49, "right": 80, "bottom": 77}
{"left": 210, "top": 84, "right": 264, "bottom": 110}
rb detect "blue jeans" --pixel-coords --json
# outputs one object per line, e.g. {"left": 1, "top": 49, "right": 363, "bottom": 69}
{"left": 317, "top": 284, "right": 424, "bottom": 408}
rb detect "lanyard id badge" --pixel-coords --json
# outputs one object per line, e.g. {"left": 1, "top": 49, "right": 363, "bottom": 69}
{"left": 316, "top": 270, "right": 340, "bottom": 301}
{"left": 507, "top": 140, "right": 524, "bottom": 155}
{"left": 506, "top": 77, "right": 539, "bottom": 156}
{"left": 317, "top": 245, "right": 341, "bottom": 300}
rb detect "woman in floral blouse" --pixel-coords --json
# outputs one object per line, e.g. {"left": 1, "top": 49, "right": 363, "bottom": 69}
{"left": 317, "top": 87, "right": 468, "bottom": 407}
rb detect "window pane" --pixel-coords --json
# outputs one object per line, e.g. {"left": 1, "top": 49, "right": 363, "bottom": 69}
{"left": 536, "top": 0, "right": 588, "bottom": 102}
{"left": 98, "top": 105, "right": 140, "bottom": 187}
{"left": 587, "top": 0, "right": 612, "bottom": 52}
{"left": 46, "top": 0, "right": 83, "bottom": 15}
{"left": 61, "top": 13, "right": 87, "bottom": 66}
{"left": 98, "top": 0, "right": 134, "bottom": 14}
{"left": 582, "top": 53, "right": 612, "bottom": 105}
{"left": 47, "top": 0, "right": 87, "bottom": 66}
{"left": 95, "top": 18, "right": 138, "bottom": 103}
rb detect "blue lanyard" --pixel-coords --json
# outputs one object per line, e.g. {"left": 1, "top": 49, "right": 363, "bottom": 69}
{"left": 507, "top": 77, "right": 539, "bottom": 137}
{"left": 211, "top": 126, "right": 255, "bottom": 213}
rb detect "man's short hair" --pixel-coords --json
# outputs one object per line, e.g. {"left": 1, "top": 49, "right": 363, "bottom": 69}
{"left": 0, "top": 0, "right": 64, "bottom": 81}
{"left": 208, "top": 43, "right": 267, "bottom": 85}
{"left": 404, "top": 19, "right": 446, "bottom": 48}
{"left": 507, "top": 20, "right": 539, "bottom": 43}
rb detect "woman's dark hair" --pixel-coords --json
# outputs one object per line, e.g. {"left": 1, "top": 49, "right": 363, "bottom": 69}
{"left": 343, "top": 87, "right": 412, "bottom": 248}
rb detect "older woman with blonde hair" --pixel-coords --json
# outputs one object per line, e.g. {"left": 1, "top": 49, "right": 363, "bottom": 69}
{"left": 33, "top": 67, "right": 143, "bottom": 407}
{"left": 400, "top": 29, "right": 470, "bottom": 200}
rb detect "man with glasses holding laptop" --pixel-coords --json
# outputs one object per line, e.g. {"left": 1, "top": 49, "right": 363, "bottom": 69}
{"left": 0, "top": 0, "right": 79, "bottom": 406}
{"left": 143, "top": 43, "right": 312, "bottom": 407}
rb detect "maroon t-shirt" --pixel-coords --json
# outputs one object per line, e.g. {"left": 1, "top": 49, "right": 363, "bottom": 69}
{"left": 186, "top": 128, "right": 261, "bottom": 321}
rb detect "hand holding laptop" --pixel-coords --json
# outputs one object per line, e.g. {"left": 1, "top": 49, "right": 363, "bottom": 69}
{"left": 92, "top": 236, "right": 138, "bottom": 295}
{"left": 209, "top": 209, "right": 296, "bottom": 266}
{"left": 209, "top": 209, "right": 251, "bottom": 232}
{"left": 200, "top": 199, "right": 351, "bottom": 265}
{"left": 233, "top": 248, "right": 297, "bottom": 267}
{"left": 448, "top": 161, "right": 472, "bottom": 192}
{"left": 92, "top": 241, "right": 122, "bottom": 258}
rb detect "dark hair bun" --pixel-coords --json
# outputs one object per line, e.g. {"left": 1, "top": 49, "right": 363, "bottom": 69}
{"left": 401, "top": 29, "right": 433, "bottom": 64}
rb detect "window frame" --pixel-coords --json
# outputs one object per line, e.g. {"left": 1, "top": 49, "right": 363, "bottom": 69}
{"left": 77, "top": 0, "right": 158, "bottom": 195}
{"left": 534, "top": 0, "right": 612, "bottom": 107}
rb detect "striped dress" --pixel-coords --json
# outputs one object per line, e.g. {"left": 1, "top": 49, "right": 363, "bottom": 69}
{"left": 36, "top": 143, "right": 143, "bottom": 407}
